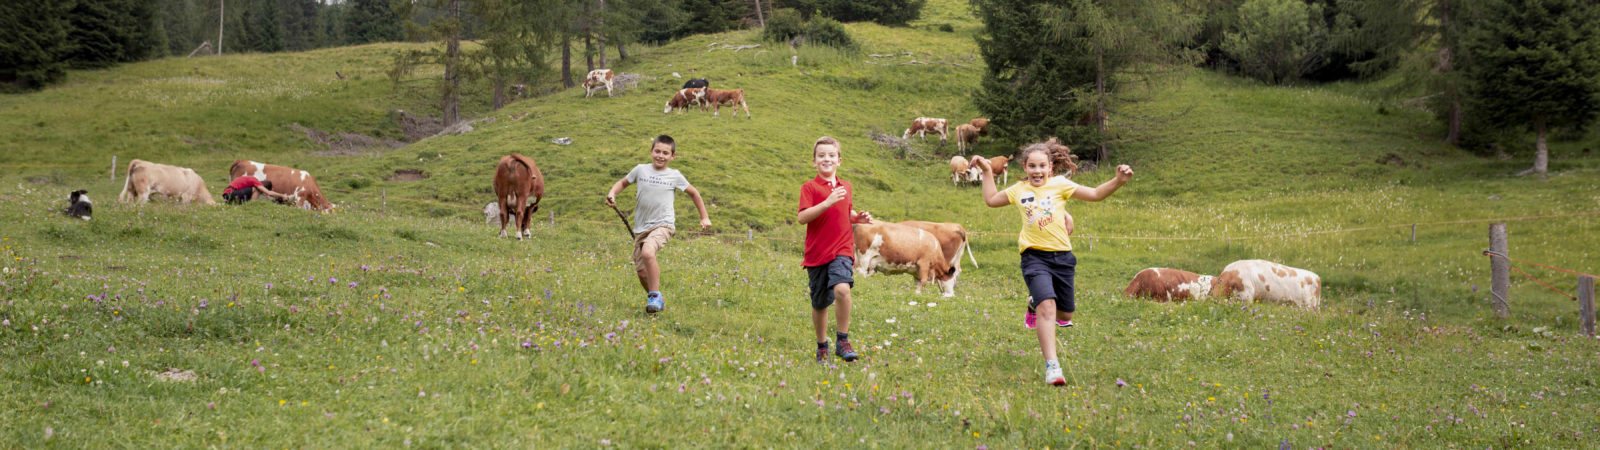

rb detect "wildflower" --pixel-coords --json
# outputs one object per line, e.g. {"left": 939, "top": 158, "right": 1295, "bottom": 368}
{"left": 1116, "top": 379, "right": 1128, "bottom": 387}
{"left": 522, "top": 341, "right": 533, "bottom": 348}
{"left": 348, "top": 282, "right": 358, "bottom": 288}
{"left": 208, "top": 402, "right": 215, "bottom": 408}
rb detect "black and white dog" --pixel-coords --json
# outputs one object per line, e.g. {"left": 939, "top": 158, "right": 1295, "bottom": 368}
{"left": 65, "top": 190, "right": 92, "bottom": 220}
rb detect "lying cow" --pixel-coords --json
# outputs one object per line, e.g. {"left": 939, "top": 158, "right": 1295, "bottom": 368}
{"left": 853, "top": 220, "right": 956, "bottom": 297}
{"left": 493, "top": 153, "right": 545, "bottom": 240}
{"left": 899, "top": 220, "right": 979, "bottom": 294}
{"left": 228, "top": 160, "right": 335, "bottom": 211}
{"left": 1210, "top": 260, "right": 1321, "bottom": 309}
{"left": 1124, "top": 268, "right": 1212, "bottom": 302}
{"left": 703, "top": 88, "right": 750, "bottom": 118}
{"left": 119, "top": 159, "right": 217, "bottom": 205}
{"left": 583, "top": 69, "right": 615, "bottom": 98}
{"left": 663, "top": 87, "right": 707, "bottom": 113}
{"left": 955, "top": 123, "right": 980, "bottom": 153}
{"left": 903, "top": 117, "right": 948, "bottom": 142}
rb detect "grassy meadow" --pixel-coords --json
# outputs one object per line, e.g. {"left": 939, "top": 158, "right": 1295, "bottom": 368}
{"left": 3, "top": 0, "right": 1600, "bottom": 446}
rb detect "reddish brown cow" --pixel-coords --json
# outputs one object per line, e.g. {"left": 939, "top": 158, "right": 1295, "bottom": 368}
{"left": 986, "top": 155, "right": 1010, "bottom": 185}
{"left": 703, "top": 88, "right": 750, "bottom": 118}
{"left": 899, "top": 220, "right": 980, "bottom": 295}
{"left": 903, "top": 117, "right": 949, "bottom": 142}
{"left": 663, "top": 87, "right": 707, "bottom": 113}
{"left": 228, "top": 160, "right": 334, "bottom": 211}
{"left": 969, "top": 118, "right": 990, "bottom": 136}
{"left": 955, "top": 123, "right": 980, "bottom": 153}
{"left": 583, "top": 69, "right": 615, "bottom": 98}
{"left": 1124, "top": 268, "right": 1213, "bottom": 302}
{"left": 493, "top": 153, "right": 545, "bottom": 240}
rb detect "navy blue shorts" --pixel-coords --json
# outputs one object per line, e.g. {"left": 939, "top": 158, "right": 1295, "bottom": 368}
{"left": 806, "top": 255, "right": 854, "bottom": 310}
{"left": 1020, "top": 249, "right": 1075, "bottom": 312}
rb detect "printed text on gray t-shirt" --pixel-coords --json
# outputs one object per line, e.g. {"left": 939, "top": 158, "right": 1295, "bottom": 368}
{"left": 626, "top": 164, "right": 691, "bottom": 234}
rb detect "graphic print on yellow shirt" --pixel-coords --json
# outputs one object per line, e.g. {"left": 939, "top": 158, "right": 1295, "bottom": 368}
{"left": 1003, "top": 176, "right": 1078, "bottom": 253}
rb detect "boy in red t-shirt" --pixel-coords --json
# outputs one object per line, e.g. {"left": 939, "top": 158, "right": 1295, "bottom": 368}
{"left": 222, "top": 175, "right": 287, "bottom": 204}
{"left": 797, "top": 136, "right": 872, "bottom": 363}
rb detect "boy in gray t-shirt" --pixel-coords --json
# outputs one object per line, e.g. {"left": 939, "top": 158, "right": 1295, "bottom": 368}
{"left": 605, "top": 135, "right": 712, "bottom": 313}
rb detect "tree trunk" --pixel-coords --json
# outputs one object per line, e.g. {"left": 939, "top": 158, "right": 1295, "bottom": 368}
{"left": 1095, "top": 46, "right": 1108, "bottom": 162}
{"left": 618, "top": 41, "right": 628, "bottom": 60}
{"left": 492, "top": 58, "right": 506, "bottom": 109}
{"left": 1446, "top": 100, "right": 1462, "bottom": 145}
{"left": 562, "top": 34, "right": 574, "bottom": 88}
{"left": 1518, "top": 116, "right": 1549, "bottom": 177}
{"left": 218, "top": 0, "right": 225, "bottom": 55}
{"left": 443, "top": 0, "right": 460, "bottom": 126}
{"left": 755, "top": 0, "right": 765, "bottom": 27}
{"left": 597, "top": 0, "right": 606, "bottom": 69}
{"left": 583, "top": 1, "right": 594, "bottom": 73}
{"left": 1441, "top": 0, "right": 1462, "bottom": 145}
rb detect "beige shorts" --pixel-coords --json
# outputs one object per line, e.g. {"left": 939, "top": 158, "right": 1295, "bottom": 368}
{"left": 632, "top": 226, "right": 675, "bottom": 268}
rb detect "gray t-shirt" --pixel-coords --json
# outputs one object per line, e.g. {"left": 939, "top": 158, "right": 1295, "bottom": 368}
{"left": 626, "top": 164, "right": 691, "bottom": 233}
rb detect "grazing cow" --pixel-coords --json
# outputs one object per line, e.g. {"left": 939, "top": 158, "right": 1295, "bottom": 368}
{"left": 228, "top": 160, "right": 335, "bottom": 211}
{"left": 682, "top": 78, "right": 709, "bottom": 89}
{"left": 64, "top": 190, "right": 92, "bottom": 220}
{"left": 583, "top": 69, "right": 615, "bottom": 98}
{"left": 970, "top": 118, "right": 990, "bottom": 136}
{"left": 987, "top": 155, "right": 1010, "bottom": 185}
{"left": 1210, "top": 260, "right": 1322, "bottom": 309}
{"left": 703, "top": 88, "right": 751, "bottom": 118}
{"left": 664, "top": 87, "right": 707, "bottom": 113}
{"left": 853, "top": 221, "right": 956, "bottom": 297}
{"left": 119, "top": 159, "right": 217, "bottom": 205}
{"left": 492, "top": 153, "right": 545, "bottom": 240}
{"left": 903, "top": 117, "right": 949, "bottom": 142}
{"left": 1124, "top": 268, "right": 1213, "bottom": 302}
{"left": 948, "top": 156, "right": 970, "bottom": 186}
{"left": 955, "top": 123, "right": 980, "bottom": 153}
{"left": 899, "top": 220, "right": 980, "bottom": 295}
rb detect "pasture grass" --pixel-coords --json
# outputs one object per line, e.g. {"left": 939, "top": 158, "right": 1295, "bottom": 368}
{"left": 3, "top": 0, "right": 1600, "bottom": 445}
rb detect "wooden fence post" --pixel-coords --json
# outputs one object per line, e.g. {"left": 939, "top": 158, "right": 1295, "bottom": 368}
{"left": 1579, "top": 276, "right": 1595, "bottom": 337}
{"left": 1410, "top": 224, "right": 1416, "bottom": 242}
{"left": 110, "top": 156, "right": 116, "bottom": 182}
{"left": 747, "top": 229, "right": 753, "bottom": 241}
{"left": 381, "top": 189, "right": 387, "bottom": 215}
{"left": 548, "top": 211, "right": 554, "bottom": 227}
{"left": 1489, "top": 223, "right": 1510, "bottom": 318}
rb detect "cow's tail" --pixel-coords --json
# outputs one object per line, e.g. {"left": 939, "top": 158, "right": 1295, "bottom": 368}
{"left": 118, "top": 160, "right": 139, "bottom": 203}
{"left": 961, "top": 231, "right": 979, "bottom": 270}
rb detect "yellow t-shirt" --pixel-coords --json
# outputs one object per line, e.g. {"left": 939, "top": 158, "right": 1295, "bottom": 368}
{"left": 1003, "top": 176, "right": 1078, "bottom": 253}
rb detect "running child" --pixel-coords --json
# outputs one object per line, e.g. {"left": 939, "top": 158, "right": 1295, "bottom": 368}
{"left": 797, "top": 136, "right": 873, "bottom": 363}
{"left": 972, "top": 137, "right": 1132, "bottom": 385}
{"left": 605, "top": 135, "right": 712, "bottom": 313}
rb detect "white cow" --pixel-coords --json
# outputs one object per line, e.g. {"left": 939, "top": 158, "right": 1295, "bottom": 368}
{"left": 1210, "top": 260, "right": 1321, "bottom": 309}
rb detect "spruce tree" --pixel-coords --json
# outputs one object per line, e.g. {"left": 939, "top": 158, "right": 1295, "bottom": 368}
{"left": 971, "top": 0, "right": 1099, "bottom": 156}
{"left": 346, "top": 0, "right": 404, "bottom": 44}
{"left": 65, "top": 0, "right": 164, "bottom": 68}
{"left": 1463, "top": 0, "right": 1600, "bottom": 176}
{"left": 0, "top": 0, "right": 71, "bottom": 90}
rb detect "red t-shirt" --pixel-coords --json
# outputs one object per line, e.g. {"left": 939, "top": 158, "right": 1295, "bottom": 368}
{"left": 798, "top": 175, "right": 854, "bottom": 267}
{"left": 225, "top": 176, "right": 265, "bottom": 193}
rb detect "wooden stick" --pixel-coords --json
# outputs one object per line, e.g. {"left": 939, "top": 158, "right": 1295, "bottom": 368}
{"left": 607, "top": 203, "right": 636, "bottom": 240}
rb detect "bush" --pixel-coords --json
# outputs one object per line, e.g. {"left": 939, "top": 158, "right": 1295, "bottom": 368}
{"left": 762, "top": 8, "right": 806, "bottom": 43}
{"left": 938, "top": 23, "right": 954, "bottom": 33}
{"left": 1220, "top": 0, "right": 1329, "bottom": 84}
{"left": 802, "top": 17, "right": 857, "bottom": 50}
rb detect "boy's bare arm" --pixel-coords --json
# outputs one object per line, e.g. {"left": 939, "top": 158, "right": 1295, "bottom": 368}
{"left": 797, "top": 188, "right": 846, "bottom": 224}
{"left": 604, "top": 178, "right": 631, "bottom": 207}
{"left": 685, "top": 186, "right": 711, "bottom": 230}
{"left": 971, "top": 157, "right": 1009, "bottom": 207}
{"left": 1071, "top": 165, "right": 1134, "bottom": 202}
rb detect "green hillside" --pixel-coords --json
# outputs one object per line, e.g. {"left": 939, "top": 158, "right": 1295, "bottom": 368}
{"left": 3, "top": 0, "right": 1599, "bottom": 446}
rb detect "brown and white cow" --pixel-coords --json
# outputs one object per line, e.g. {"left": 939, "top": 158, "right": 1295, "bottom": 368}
{"left": 970, "top": 118, "right": 990, "bottom": 136}
{"left": 903, "top": 117, "right": 948, "bottom": 142}
{"left": 664, "top": 87, "right": 707, "bottom": 113}
{"left": 853, "top": 221, "right": 956, "bottom": 297}
{"left": 1210, "top": 260, "right": 1322, "bottom": 309}
{"left": 119, "top": 159, "right": 217, "bottom": 205}
{"left": 1124, "top": 268, "right": 1213, "bottom": 302}
{"left": 583, "top": 69, "right": 615, "bottom": 98}
{"left": 987, "top": 155, "right": 1010, "bottom": 185}
{"left": 703, "top": 88, "right": 751, "bottom": 118}
{"left": 955, "top": 123, "right": 981, "bottom": 153}
{"left": 948, "top": 156, "right": 970, "bottom": 186}
{"left": 228, "top": 160, "right": 335, "bottom": 211}
{"left": 492, "top": 153, "right": 545, "bottom": 240}
{"left": 899, "top": 220, "right": 980, "bottom": 295}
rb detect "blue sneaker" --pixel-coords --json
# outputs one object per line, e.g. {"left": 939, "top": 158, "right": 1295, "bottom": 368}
{"left": 645, "top": 294, "right": 664, "bottom": 314}
{"left": 835, "top": 341, "right": 859, "bottom": 362}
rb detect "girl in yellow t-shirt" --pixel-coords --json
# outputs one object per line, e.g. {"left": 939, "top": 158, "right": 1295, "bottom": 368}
{"left": 972, "top": 138, "right": 1133, "bottom": 386}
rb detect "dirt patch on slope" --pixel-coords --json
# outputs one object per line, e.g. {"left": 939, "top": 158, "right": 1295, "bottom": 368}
{"left": 387, "top": 169, "right": 429, "bottom": 182}
{"left": 291, "top": 124, "right": 406, "bottom": 156}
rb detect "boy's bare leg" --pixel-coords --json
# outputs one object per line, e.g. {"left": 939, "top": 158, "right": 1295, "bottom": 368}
{"left": 636, "top": 247, "right": 661, "bottom": 292}
{"left": 1035, "top": 299, "right": 1058, "bottom": 360}
{"left": 833, "top": 284, "right": 852, "bottom": 336}
{"left": 813, "top": 308, "right": 828, "bottom": 343}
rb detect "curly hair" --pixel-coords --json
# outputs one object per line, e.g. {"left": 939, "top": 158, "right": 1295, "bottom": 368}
{"left": 1016, "top": 137, "right": 1079, "bottom": 176}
